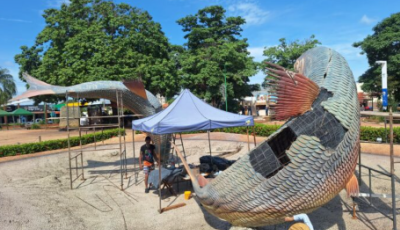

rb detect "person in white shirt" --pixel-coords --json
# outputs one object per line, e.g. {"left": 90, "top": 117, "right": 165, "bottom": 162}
{"left": 285, "top": 213, "right": 314, "bottom": 230}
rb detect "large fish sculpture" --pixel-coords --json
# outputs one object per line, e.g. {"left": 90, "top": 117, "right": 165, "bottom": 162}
{"left": 174, "top": 46, "right": 360, "bottom": 227}
{"left": 10, "top": 74, "right": 171, "bottom": 158}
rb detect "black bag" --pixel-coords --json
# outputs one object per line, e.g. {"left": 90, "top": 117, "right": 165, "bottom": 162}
{"left": 199, "top": 156, "right": 235, "bottom": 172}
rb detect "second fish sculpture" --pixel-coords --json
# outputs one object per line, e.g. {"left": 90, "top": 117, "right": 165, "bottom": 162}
{"left": 175, "top": 46, "right": 360, "bottom": 227}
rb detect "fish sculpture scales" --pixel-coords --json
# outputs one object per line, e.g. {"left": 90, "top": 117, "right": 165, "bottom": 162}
{"left": 10, "top": 74, "right": 171, "bottom": 159}
{"left": 174, "top": 46, "right": 360, "bottom": 227}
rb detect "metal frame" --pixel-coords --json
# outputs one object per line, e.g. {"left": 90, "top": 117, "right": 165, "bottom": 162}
{"left": 357, "top": 108, "right": 397, "bottom": 230}
{"left": 65, "top": 90, "right": 128, "bottom": 190}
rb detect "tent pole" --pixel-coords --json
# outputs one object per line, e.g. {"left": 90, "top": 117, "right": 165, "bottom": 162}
{"left": 158, "top": 136, "right": 162, "bottom": 213}
{"left": 247, "top": 127, "right": 250, "bottom": 151}
{"left": 207, "top": 130, "right": 213, "bottom": 168}
{"left": 253, "top": 126, "right": 257, "bottom": 147}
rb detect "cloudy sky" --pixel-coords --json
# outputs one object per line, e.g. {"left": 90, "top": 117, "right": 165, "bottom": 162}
{"left": 0, "top": 0, "right": 399, "bottom": 96}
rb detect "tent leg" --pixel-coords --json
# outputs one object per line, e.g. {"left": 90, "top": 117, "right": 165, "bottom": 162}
{"left": 247, "top": 127, "right": 250, "bottom": 151}
{"left": 207, "top": 130, "right": 213, "bottom": 169}
{"left": 158, "top": 136, "right": 162, "bottom": 213}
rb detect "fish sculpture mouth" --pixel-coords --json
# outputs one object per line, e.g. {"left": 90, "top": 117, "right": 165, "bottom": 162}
{"left": 173, "top": 46, "right": 360, "bottom": 227}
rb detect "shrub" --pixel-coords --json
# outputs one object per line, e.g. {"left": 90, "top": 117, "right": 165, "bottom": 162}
{"left": 360, "top": 126, "right": 400, "bottom": 143}
{"left": 0, "top": 128, "right": 125, "bottom": 157}
{"left": 31, "top": 124, "right": 41, "bottom": 129}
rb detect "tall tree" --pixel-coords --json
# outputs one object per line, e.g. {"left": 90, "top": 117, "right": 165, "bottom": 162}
{"left": 0, "top": 67, "right": 16, "bottom": 106}
{"left": 353, "top": 12, "right": 400, "bottom": 107}
{"left": 177, "top": 5, "right": 257, "bottom": 109}
{"left": 15, "top": 0, "right": 179, "bottom": 99}
{"left": 261, "top": 35, "right": 320, "bottom": 87}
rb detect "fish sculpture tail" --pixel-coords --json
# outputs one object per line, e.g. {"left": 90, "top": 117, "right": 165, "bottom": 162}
{"left": 10, "top": 73, "right": 57, "bottom": 101}
{"left": 266, "top": 62, "right": 320, "bottom": 120}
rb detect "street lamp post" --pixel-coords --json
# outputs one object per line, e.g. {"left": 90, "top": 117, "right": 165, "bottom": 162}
{"left": 376, "top": 61, "right": 388, "bottom": 111}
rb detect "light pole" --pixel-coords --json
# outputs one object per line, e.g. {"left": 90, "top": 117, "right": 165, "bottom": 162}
{"left": 376, "top": 61, "right": 388, "bottom": 111}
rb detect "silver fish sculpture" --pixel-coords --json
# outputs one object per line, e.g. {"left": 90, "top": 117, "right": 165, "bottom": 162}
{"left": 174, "top": 46, "right": 360, "bottom": 227}
{"left": 11, "top": 73, "right": 171, "bottom": 158}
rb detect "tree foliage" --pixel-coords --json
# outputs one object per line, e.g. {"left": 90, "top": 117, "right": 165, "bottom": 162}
{"left": 261, "top": 35, "right": 320, "bottom": 87}
{"left": 0, "top": 67, "right": 16, "bottom": 105}
{"left": 176, "top": 6, "right": 257, "bottom": 109}
{"left": 262, "top": 35, "right": 321, "bottom": 70}
{"left": 353, "top": 12, "right": 400, "bottom": 105}
{"left": 14, "top": 0, "right": 179, "bottom": 98}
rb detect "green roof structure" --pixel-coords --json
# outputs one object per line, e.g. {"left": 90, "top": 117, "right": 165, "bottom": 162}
{"left": 0, "top": 109, "right": 11, "bottom": 116}
{"left": 11, "top": 108, "right": 33, "bottom": 116}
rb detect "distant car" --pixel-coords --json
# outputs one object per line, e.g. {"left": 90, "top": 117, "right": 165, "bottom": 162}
{"left": 24, "top": 121, "right": 33, "bottom": 128}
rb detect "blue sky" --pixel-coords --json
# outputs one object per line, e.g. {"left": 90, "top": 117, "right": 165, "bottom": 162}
{"left": 0, "top": 0, "right": 399, "bottom": 96}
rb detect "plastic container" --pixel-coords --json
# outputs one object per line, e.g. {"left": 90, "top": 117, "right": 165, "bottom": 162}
{"left": 184, "top": 191, "right": 191, "bottom": 200}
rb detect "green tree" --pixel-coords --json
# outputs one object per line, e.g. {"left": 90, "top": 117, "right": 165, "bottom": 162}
{"left": 0, "top": 67, "right": 16, "bottom": 106}
{"left": 176, "top": 5, "right": 258, "bottom": 110}
{"left": 15, "top": 0, "right": 179, "bottom": 99}
{"left": 353, "top": 12, "right": 400, "bottom": 108}
{"left": 261, "top": 35, "right": 320, "bottom": 87}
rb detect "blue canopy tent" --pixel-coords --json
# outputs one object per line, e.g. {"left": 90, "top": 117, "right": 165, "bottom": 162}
{"left": 132, "top": 89, "right": 254, "bottom": 134}
{"left": 132, "top": 89, "right": 254, "bottom": 213}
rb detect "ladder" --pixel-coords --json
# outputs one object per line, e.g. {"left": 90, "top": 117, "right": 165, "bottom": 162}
{"left": 170, "top": 133, "right": 187, "bottom": 165}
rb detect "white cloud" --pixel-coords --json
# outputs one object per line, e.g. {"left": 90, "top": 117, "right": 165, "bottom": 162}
{"left": 0, "top": 18, "right": 31, "bottom": 23}
{"left": 360, "top": 15, "right": 377, "bottom": 25}
{"left": 47, "top": 0, "right": 71, "bottom": 8}
{"left": 3, "top": 61, "right": 15, "bottom": 67}
{"left": 228, "top": 3, "right": 270, "bottom": 26}
{"left": 329, "top": 43, "right": 364, "bottom": 61}
{"left": 247, "top": 47, "right": 264, "bottom": 62}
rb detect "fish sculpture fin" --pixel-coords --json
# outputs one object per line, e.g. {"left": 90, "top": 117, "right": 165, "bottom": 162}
{"left": 197, "top": 174, "right": 209, "bottom": 187}
{"left": 345, "top": 173, "right": 359, "bottom": 197}
{"left": 9, "top": 73, "right": 56, "bottom": 101}
{"left": 123, "top": 79, "right": 147, "bottom": 100}
{"left": 265, "top": 62, "right": 320, "bottom": 120}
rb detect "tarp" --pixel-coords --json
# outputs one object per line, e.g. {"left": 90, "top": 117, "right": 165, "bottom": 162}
{"left": 55, "top": 103, "right": 66, "bottom": 110}
{"left": 132, "top": 89, "right": 254, "bottom": 134}
{"left": 0, "top": 109, "right": 11, "bottom": 116}
{"left": 11, "top": 108, "right": 33, "bottom": 116}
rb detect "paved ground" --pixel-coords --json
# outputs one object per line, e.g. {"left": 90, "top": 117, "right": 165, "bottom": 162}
{"left": 0, "top": 133, "right": 399, "bottom": 230}
{"left": 1, "top": 118, "right": 399, "bottom": 147}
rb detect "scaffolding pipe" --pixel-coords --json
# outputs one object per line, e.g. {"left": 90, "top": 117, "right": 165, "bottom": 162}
{"left": 179, "top": 133, "right": 187, "bottom": 161}
{"left": 133, "top": 129, "right": 137, "bottom": 183}
{"left": 389, "top": 107, "right": 397, "bottom": 229}
{"left": 207, "top": 130, "right": 213, "bottom": 166}
{"left": 117, "top": 90, "right": 124, "bottom": 190}
{"left": 158, "top": 136, "right": 162, "bottom": 213}
{"left": 253, "top": 126, "right": 257, "bottom": 147}
{"left": 246, "top": 127, "right": 250, "bottom": 151}
{"left": 66, "top": 91, "right": 73, "bottom": 189}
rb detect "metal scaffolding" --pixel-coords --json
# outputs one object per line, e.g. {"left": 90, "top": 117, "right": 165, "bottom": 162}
{"left": 65, "top": 90, "right": 128, "bottom": 190}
